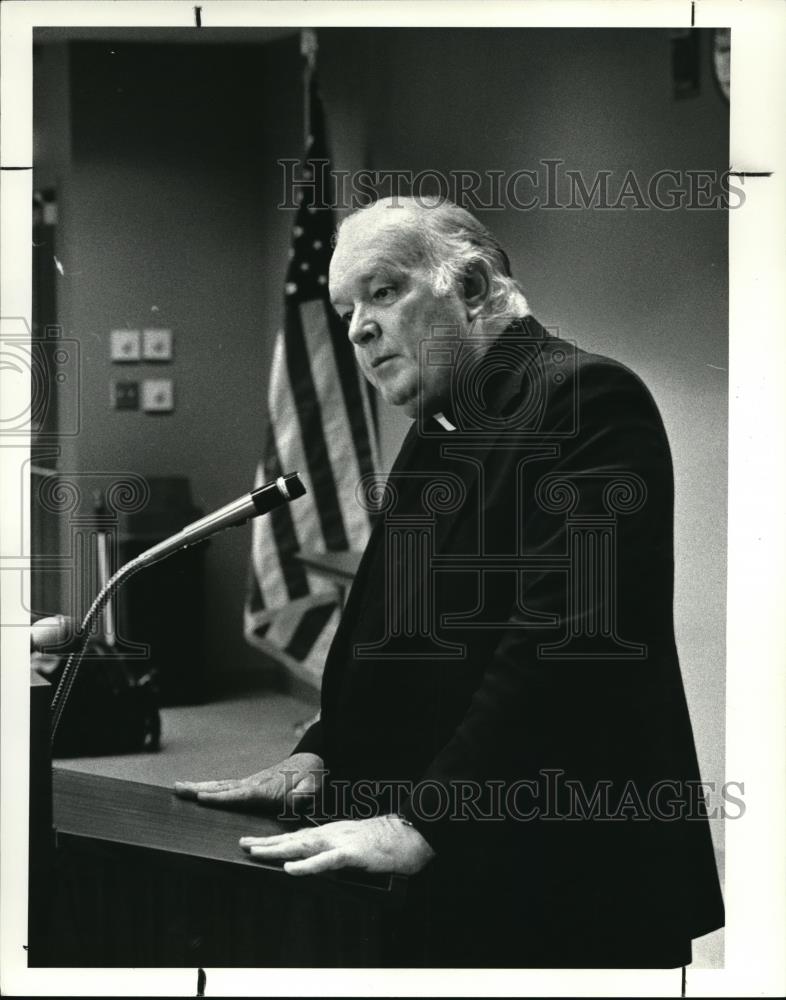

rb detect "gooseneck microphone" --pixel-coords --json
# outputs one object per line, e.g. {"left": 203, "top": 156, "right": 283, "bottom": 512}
{"left": 47, "top": 473, "right": 307, "bottom": 741}
{"left": 135, "top": 473, "right": 307, "bottom": 568}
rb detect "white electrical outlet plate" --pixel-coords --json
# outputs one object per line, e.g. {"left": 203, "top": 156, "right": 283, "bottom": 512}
{"left": 142, "top": 327, "right": 173, "bottom": 361}
{"left": 110, "top": 329, "right": 141, "bottom": 362}
{"left": 141, "top": 378, "right": 174, "bottom": 413}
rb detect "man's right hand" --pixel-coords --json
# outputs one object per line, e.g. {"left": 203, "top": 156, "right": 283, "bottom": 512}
{"left": 173, "top": 752, "right": 325, "bottom": 812}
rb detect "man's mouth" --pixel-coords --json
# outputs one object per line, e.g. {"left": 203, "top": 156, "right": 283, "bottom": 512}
{"left": 371, "top": 355, "right": 397, "bottom": 369}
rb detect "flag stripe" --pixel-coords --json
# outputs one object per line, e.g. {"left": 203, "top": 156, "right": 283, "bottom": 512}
{"left": 360, "top": 372, "right": 382, "bottom": 473}
{"left": 245, "top": 557, "right": 265, "bottom": 615}
{"left": 300, "top": 300, "right": 370, "bottom": 544}
{"left": 261, "top": 409, "right": 310, "bottom": 600}
{"left": 284, "top": 300, "right": 349, "bottom": 551}
{"left": 367, "top": 377, "right": 379, "bottom": 440}
{"left": 325, "top": 302, "right": 379, "bottom": 487}
{"left": 266, "top": 332, "right": 325, "bottom": 554}
{"left": 285, "top": 600, "right": 340, "bottom": 661}
{"left": 251, "top": 461, "right": 287, "bottom": 613}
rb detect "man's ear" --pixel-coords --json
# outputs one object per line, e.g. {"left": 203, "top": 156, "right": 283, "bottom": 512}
{"left": 461, "top": 263, "right": 491, "bottom": 319}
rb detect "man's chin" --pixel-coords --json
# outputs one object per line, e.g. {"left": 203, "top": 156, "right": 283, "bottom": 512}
{"left": 380, "top": 384, "right": 418, "bottom": 416}
{"left": 382, "top": 387, "right": 447, "bottom": 421}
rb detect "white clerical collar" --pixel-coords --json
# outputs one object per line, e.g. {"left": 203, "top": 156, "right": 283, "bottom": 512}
{"left": 433, "top": 411, "right": 457, "bottom": 432}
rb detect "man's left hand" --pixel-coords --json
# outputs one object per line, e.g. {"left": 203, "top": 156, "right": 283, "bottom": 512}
{"left": 239, "top": 815, "right": 435, "bottom": 876}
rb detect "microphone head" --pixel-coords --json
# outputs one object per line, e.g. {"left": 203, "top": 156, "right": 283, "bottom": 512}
{"left": 280, "top": 472, "right": 306, "bottom": 501}
{"left": 249, "top": 472, "right": 307, "bottom": 517}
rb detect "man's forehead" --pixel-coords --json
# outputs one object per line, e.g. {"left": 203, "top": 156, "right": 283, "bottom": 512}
{"left": 331, "top": 211, "right": 423, "bottom": 285}
{"left": 330, "top": 249, "right": 405, "bottom": 287}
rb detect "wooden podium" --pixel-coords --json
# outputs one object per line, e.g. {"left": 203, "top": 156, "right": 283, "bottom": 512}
{"left": 33, "top": 769, "right": 407, "bottom": 967}
{"left": 29, "top": 548, "right": 408, "bottom": 969}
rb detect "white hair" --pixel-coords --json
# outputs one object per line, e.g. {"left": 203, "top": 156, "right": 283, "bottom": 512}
{"left": 337, "top": 196, "right": 529, "bottom": 319}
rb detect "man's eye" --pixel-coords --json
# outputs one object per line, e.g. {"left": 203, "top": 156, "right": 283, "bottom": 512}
{"left": 373, "top": 286, "right": 393, "bottom": 301}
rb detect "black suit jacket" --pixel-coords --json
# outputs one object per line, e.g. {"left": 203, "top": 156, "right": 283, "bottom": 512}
{"left": 295, "top": 316, "right": 724, "bottom": 966}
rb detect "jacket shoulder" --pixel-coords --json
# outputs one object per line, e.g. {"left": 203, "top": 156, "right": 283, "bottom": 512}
{"left": 546, "top": 340, "right": 670, "bottom": 441}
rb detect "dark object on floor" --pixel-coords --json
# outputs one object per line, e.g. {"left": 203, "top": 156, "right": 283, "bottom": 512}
{"left": 40, "top": 640, "right": 161, "bottom": 758}
{"left": 115, "top": 476, "right": 207, "bottom": 706}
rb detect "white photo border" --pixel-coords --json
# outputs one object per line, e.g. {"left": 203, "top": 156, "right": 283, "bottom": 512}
{"left": 1, "top": 1, "right": 784, "bottom": 996}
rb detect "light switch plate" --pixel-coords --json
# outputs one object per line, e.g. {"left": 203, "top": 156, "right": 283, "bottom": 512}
{"left": 142, "top": 378, "right": 174, "bottom": 413}
{"left": 142, "top": 327, "right": 173, "bottom": 361}
{"left": 110, "top": 329, "right": 141, "bottom": 362}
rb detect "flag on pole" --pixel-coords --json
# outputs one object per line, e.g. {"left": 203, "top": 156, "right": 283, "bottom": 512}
{"left": 244, "top": 51, "right": 379, "bottom": 690}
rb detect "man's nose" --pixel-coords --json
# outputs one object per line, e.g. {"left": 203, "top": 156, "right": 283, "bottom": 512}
{"left": 348, "top": 313, "right": 381, "bottom": 346}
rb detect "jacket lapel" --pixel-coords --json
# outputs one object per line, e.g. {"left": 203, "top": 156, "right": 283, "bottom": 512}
{"left": 324, "top": 316, "right": 553, "bottom": 672}
{"left": 430, "top": 317, "right": 550, "bottom": 557}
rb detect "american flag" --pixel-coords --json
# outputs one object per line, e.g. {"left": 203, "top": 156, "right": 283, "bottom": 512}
{"left": 243, "top": 74, "right": 379, "bottom": 689}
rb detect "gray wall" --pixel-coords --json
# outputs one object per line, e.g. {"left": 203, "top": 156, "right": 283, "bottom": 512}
{"left": 35, "top": 29, "right": 727, "bottom": 842}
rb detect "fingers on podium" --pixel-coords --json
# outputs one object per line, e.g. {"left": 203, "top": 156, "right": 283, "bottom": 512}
{"left": 246, "top": 840, "right": 315, "bottom": 861}
{"left": 173, "top": 780, "right": 229, "bottom": 799}
{"left": 284, "top": 849, "right": 348, "bottom": 876}
{"left": 174, "top": 779, "right": 248, "bottom": 801}
{"left": 285, "top": 774, "right": 320, "bottom": 802}
{"left": 241, "top": 830, "right": 328, "bottom": 858}
{"left": 240, "top": 833, "right": 291, "bottom": 848}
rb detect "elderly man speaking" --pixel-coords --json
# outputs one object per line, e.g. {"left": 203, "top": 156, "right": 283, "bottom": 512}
{"left": 176, "top": 197, "right": 724, "bottom": 968}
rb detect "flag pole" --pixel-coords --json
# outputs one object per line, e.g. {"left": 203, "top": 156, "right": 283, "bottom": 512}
{"left": 301, "top": 28, "right": 318, "bottom": 150}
